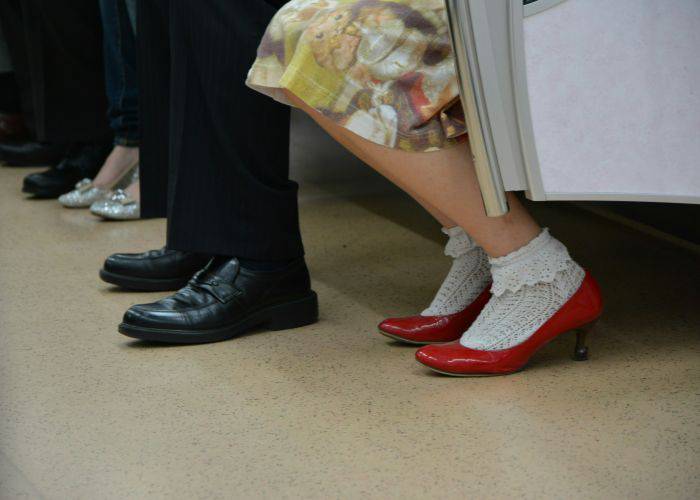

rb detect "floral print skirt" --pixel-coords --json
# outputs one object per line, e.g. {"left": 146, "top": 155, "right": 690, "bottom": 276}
{"left": 246, "top": 0, "right": 467, "bottom": 153}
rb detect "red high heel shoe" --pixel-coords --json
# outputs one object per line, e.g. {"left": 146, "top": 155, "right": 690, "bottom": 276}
{"left": 378, "top": 288, "right": 492, "bottom": 345}
{"left": 415, "top": 272, "right": 603, "bottom": 376}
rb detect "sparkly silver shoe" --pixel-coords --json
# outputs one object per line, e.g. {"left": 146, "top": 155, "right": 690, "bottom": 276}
{"left": 90, "top": 189, "right": 140, "bottom": 220}
{"left": 58, "top": 162, "right": 138, "bottom": 208}
{"left": 58, "top": 178, "right": 112, "bottom": 208}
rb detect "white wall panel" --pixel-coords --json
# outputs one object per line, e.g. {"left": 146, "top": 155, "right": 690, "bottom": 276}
{"left": 524, "top": 0, "right": 700, "bottom": 201}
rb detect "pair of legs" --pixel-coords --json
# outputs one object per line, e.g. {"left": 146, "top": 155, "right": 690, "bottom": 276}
{"left": 108, "top": 0, "right": 319, "bottom": 344}
{"left": 57, "top": 0, "right": 140, "bottom": 212}
{"left": 285, "top": 91, "right": 540, "bottom": 259}
{"left": 284, "top": 90, "right": 603, "bottom": 376}
{"left": 0, "top": 0, "right": 111, "bottom": 143}
{"left": 138, "top": 0, "right": 302, "bottom": 259}
{"left": 92, "top": 0, "right": 140, "bottom": 199}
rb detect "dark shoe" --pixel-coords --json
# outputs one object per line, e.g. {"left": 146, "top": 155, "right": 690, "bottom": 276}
{"left": 0, "top": 140, "right": 68, "bottom": 167}
{"left": 22, "top": 141, "right": 112, "bottom": 198}
{"left": 0, "top": 113, "right": 30, "bottom": 144}
{"left": 119, "top": 257, "right": 319, "bottom": 344}
{"left": 100, "top": 247, "right": 212, "bottom": 291}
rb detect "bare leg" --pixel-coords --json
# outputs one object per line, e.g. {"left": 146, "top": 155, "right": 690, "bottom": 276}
{"left": 285, "top": 91, "right": 540, "bottom": 257}
{"left": 93, "top": 145, "right": 139, "bottom": 188}
{"left": 410, "top": 192, "right": 456, "bottom": 229}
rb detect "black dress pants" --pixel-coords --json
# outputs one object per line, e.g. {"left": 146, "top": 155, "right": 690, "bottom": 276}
{"left": 0, "top": 0, "right": 111, "bottom": 142}
{"left": 0, "top": 73, "right": 20, "bottom": 113}
{"left": 138, "top": 0, "right": 304, "bottom": 261}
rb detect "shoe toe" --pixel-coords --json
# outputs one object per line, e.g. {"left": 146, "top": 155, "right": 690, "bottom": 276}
{"left": 103, "top": 253, "right": 132, "bottom": 275}
{"left": 122, "top": 305, "right": 152, "bottom": 328}
{"left": 378, "top": 318, "right": 407, "bottom": 335}
{"left": 122, "top": 303, "right": 187, "bottom": 330}
{"left": 58, "top": 191, "right": 81, "bottom": 207}
{"left": 123, "top": 304, "right": 163, "bottom": 328}
{"left": 90, "top": 200, "right": 109, "bottom": 215}
{"left": 415, "top": 342, "right": 469, "bottom": 373}
{"left": 415, "top": 344, "right": 442, "bottom": 367}
{"left": 22, "top": 173, "right": 42, "bottom": 189}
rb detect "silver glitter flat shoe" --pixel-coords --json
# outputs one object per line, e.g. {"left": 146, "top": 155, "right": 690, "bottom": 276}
{"left": 58, "top": 162, "right": 139, "bottom": 208}
{"left": 90, "top": 189, "right": 140, "bottom": 220}
{"left": 58, "top": 178, "right": 113, "bottom": 208}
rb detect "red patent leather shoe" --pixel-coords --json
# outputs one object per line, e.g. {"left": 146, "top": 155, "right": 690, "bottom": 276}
{"left": 415, "top": 272, "right": 603, "bottom": 376}
{"left": 378, "top": 288, "right": 492, "bottom": 345}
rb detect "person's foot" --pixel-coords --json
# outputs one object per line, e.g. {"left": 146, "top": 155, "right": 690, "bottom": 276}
{"left": 118, "top": 257, "right": 319, "bottom": 344}
{"left": 22, "top": 141, "right": 112, "bottom": 198}
{"left": 0, "top": 140, "right": 68, "bottom": 167}
{"left": 59, "top": 146, "right": 139, "bottom": 208}
{"left": 0, "top": 113, "right": 30, "bottom": 144}
{"left": 100, "top": 247, "right": 211, "bottom": 291}
{"left": 378, "top": 227, "right": 492, "bottom": 344}
{"left": 379, "top": 289, "right": 491, "bottom": 345}
{"left": 415, "top": 230, "right": 604, "bottom": 376}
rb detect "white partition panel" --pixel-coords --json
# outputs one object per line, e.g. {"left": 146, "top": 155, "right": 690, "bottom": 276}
{"left": 523, "top": 0, "right": 700, "bottom": 203}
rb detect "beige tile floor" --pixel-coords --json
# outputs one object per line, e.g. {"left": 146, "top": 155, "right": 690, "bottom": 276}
{"left": 0, "top": 166, "right": 698, "bottom": 499}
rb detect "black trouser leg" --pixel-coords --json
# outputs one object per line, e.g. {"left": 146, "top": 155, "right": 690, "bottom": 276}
{"left": 15, "top": 0, "right": 111, "bottom": 143}
{"left": 0, "top": 73, "right": 21, "bottom": 113}
{"left": 0, "top": 16, "right": 21, "bottom": 113}
{"left": 164, "top": 0, "right": 303, "bottom": 260}
{"left": 137, "top": 0, "right": 170, "bottom": 218}
{"left": 0, "top": 0, "right": 35, "bottom": 132}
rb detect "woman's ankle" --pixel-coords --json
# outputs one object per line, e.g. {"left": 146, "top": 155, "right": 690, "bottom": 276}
{"left": 92, "top": 146, "right": 139, "bottom": 188}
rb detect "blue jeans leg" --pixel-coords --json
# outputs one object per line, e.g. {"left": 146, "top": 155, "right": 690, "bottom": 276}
{"left": 99, "top": 0, "right": 139, "bottom": 146}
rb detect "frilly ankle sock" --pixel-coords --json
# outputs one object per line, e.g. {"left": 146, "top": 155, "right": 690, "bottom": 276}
{"left": 421, "top": 227, "right": 491, "bottom": 317}
{"left": 459, "top": 229, "right": 585, "bottom": 350}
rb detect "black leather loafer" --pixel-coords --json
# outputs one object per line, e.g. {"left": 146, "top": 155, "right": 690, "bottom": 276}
{"left": 0, "top": 140, "right": 68, "bottom": 167}
{"left": 22, "top": 141, "right": 112, "bottom": 198}
{"left": 100, "top": 247, "right": 212, "bottom": 291}
{"left": 118, "top": 257, "right": 319, "bottom": 344}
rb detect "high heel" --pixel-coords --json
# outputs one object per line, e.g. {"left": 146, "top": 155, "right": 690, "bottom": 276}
{"left": 573, "top": 320, "right": 598, "bottom": 361}
{"left": 415, "top": 272, "right": 604, "bottom": 376}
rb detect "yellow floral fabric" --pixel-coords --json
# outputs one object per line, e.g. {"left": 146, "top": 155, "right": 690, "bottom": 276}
{"left": 246, "top": 0, "right": 467, "bottom": 152}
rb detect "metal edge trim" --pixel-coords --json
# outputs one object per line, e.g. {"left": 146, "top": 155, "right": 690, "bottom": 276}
{"left": 508, "top": 0, "right": 547, "bottom": 201}
{"left": 543, "top": 192, "right": 700, "bottom": 204}
{"left": 445, "top": 0, "right": 510, "bottom": 217}
{"left": 524, "top": 0, "right": 568, "bottom": 17}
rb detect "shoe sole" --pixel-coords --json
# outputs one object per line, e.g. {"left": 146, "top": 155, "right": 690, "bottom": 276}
{"left": 100, "top": 269, "right": 191, "bottom": 292}
{"left": 118, "top": 291, "right": 319, "bottom": 344}
{"left": 377, "top": 329, "right": 437, "bottom": 346}
{"left": 417, "top": 363, "right": 515, "bottom": 378}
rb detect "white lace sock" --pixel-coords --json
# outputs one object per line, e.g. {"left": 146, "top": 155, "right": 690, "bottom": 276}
{"left": 460, "top": 229, "right": 585, "bottom": 350}
{"left": 421, "top": 227, "right": 491, "bottom": 316}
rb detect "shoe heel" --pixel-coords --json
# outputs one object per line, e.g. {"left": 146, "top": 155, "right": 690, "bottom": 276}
{"left": 573, "top": 321, "right": 598, "bottom": 361}
{"left": 265, "top": 292, "right": 319, "bottom": 331}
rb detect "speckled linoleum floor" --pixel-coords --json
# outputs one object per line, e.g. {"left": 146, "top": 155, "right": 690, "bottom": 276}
{"left": 1, "top": 165, "right": 698, "bottom": 499}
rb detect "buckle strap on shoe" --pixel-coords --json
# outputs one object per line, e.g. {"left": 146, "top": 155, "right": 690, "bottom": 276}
{"left": 189, "top": 269, "right": 243, "bottom": 304}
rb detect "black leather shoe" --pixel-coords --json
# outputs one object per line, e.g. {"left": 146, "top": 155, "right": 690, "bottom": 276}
{"left": 100, "top": 247, "right": 212, "bottom": 291}
{"left": 0, "top": 140, "right": 68, "bottom": 167}
{"left": 22, "top": 141, "right": 112, "bottom": 198}
{"left": 119, "top": 257, "right": 319, "bottom": 344}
